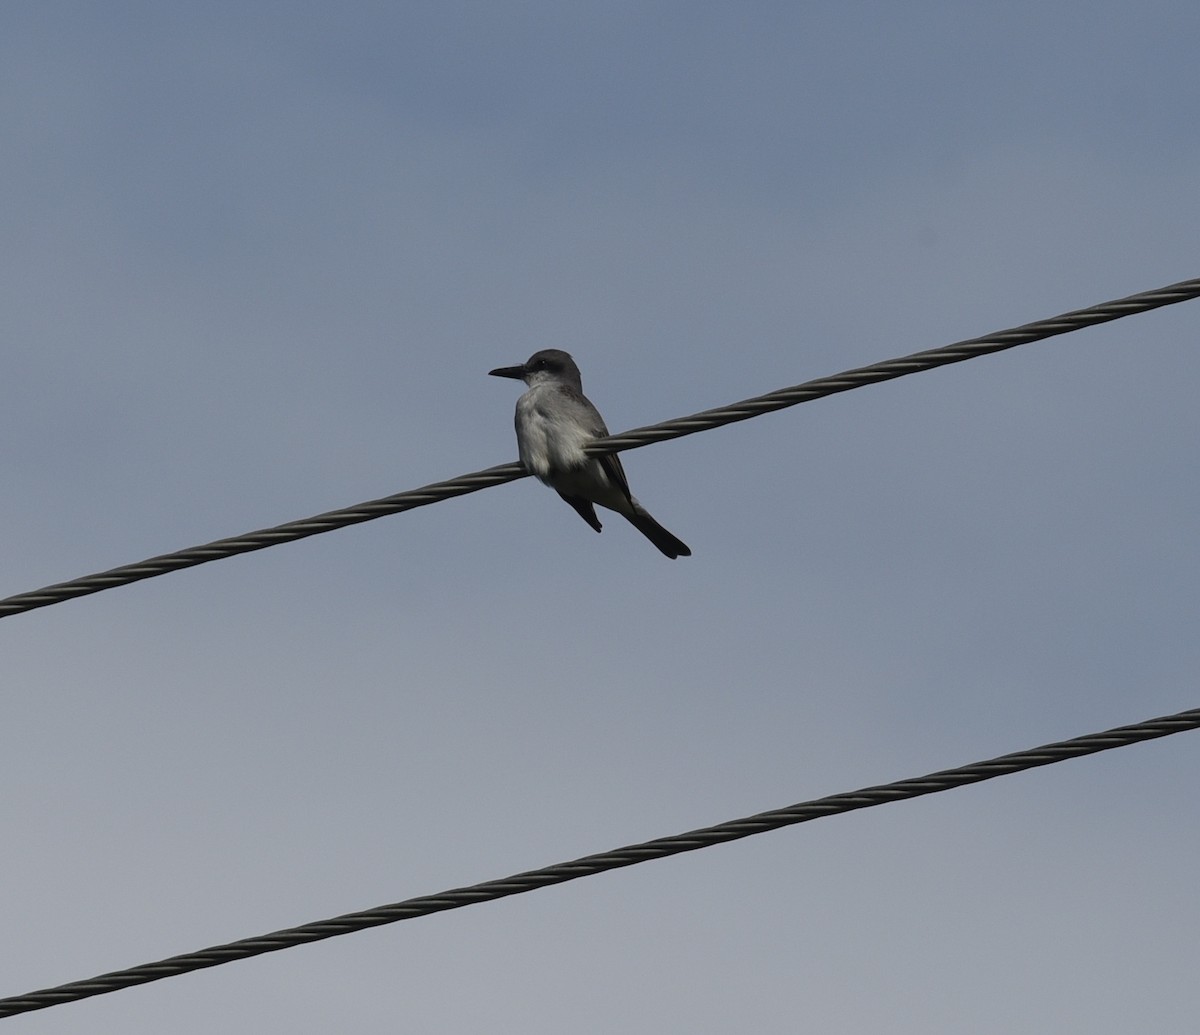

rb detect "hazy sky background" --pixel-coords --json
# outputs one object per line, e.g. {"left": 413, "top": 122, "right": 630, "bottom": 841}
{"left": 3, "top": 3, "right": 1199, "bottom": 1031}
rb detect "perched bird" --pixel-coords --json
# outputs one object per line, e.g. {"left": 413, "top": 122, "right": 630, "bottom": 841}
{"left": 489, "top": 349, "right": 691, "bottom": 558}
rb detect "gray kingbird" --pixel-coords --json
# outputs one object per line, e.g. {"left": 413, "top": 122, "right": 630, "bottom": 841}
{"left": 489, "top": 349, "right": 691, "bottom": 558}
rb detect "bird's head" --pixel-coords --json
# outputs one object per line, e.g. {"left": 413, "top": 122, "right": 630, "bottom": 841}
{"left": 489, "top": 349, "right": 581, "bottom": 388}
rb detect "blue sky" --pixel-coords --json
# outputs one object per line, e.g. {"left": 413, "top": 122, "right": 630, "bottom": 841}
{"left": 3, "top": 3, "right": 1199, "bottom": 1031}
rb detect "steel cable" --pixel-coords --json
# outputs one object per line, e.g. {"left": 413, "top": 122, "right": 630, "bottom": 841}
{"left": 0, "top": 275, "right": 1196, "bottom": 620}
{"left": 1, "top": 704, "right": 1196, "bottom": 1018}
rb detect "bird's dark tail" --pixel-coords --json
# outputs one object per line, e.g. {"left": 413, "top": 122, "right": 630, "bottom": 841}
{"left": 625, "top": 508, "right": 691, "bottom": 559}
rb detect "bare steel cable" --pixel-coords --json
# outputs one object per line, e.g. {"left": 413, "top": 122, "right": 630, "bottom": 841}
{"left": 1, "top": 705, "right": 1196, "bottom": 1018}
{"left": 1, "top": 275, "right": 1197, "bottom": 621}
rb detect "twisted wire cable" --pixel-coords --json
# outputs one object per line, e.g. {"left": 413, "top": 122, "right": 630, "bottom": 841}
{"left": 2, "top": 705, "right": 1196, "bottom": 1018}
{"left": 587, "top": 275, "right": 1200, "bottom": 454}
{"left": 2, "top": 275, "right": 1197, "bottom": 621}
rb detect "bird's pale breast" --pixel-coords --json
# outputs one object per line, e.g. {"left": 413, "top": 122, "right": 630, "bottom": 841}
{"left": 515, "top": 387, "right": 594, "bottom": 481}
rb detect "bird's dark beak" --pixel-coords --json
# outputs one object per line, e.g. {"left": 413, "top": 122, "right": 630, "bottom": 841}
{"left": 488, "top": 364, "right": 525, "bottom": 380}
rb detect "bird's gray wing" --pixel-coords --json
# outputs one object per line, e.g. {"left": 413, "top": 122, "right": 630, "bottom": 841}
{"left": 562, "top": 385, "right": 637, "bottom": 509}
{"left": 597, "top": 452, "right": 635, "bottom": 509}
{"left": 557, "top": 493, "right": 603, "bottom": 533}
